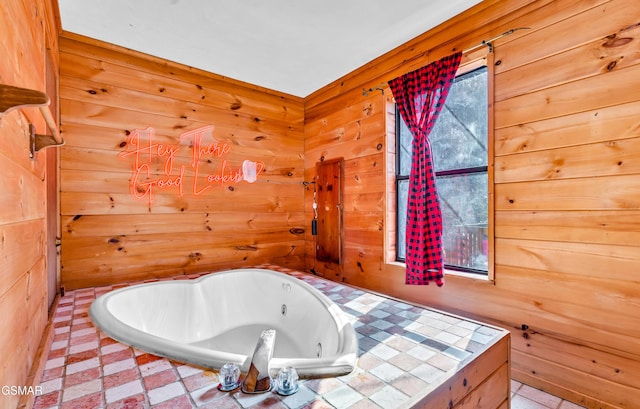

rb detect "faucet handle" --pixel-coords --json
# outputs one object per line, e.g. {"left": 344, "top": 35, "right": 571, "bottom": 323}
{"left": 217, "top": 363, "right": 240, "bottom": 391}
{"left": 275, "top": 366, "right": 299, "bottom": 396}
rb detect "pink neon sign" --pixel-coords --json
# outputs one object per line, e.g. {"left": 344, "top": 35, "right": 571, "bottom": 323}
{"left": 119, "top": 126, "right": 264, "bottom": 204}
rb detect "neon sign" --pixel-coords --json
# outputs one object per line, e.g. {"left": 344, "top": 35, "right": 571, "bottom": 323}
{"left": 119, "top": 126, "right": 264, "bottom": 204}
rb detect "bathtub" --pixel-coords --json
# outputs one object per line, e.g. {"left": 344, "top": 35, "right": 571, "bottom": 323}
{"left": 89, "top": 268, "right": 358, "bottom": 378}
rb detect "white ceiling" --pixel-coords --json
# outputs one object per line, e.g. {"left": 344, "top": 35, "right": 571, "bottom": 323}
{"left": 58, "top": 0, "right": 482, "bottom": 98}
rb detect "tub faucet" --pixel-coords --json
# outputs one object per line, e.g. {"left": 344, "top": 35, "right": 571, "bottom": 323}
{"left": 242, "top": 329, "right": 276, "bottom": 393}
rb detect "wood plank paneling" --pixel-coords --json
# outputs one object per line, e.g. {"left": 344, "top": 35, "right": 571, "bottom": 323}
{"left": 493, "top": 0, "right": 636, "bottom": 75}
{"left": 303, "top": 0, "right": 640, "bottom": 407}
{"left": 62, "top": 212, "right": 303, "bottom": 236}
{"left": 59, "top": 32, "right": 306, "bottom": 289}
{"left": 61, "top": 185, "right": 303, "bottom": 216}
{"left": 59, "top": 147, "right": 302, "bottom": 180}
{"left": 58, "top": 54, "right": 303, "bottom": 124}
{"left": 495, "top": 101, "right": 640, "bottom": 156}
{"left": 59, "top": 98, "right": 303, "bottom": 143}
{"left": 495, "top": 174, "right": 640, "bottom": 211}
{"left": 512, "top": 349, "right": 640, "bottom": 408}
{"left": 0, "top": 277, "right": 31, "bottom": 409}
{"left": 495, "top": 64, "right": 640, "bottom": 129}
{"left": 495, "top": 23, "right": 640, "bottom": 101}
{"left": 0, "top": 220, "right": 46, "bottom": 300}
{"left": 454, "top": 363, "right": 509, "bottom": 409}
{"left": 496, "top": 210, "right": 640, "bottom": 245}
{"left": 495, "top": 238, "right": 640, "bottom": 282}
{"left": 61, "top": 241, "right": 305, "bottom": 289}
{"left": 495, "top": 138, "right": 640, "bottom": 183}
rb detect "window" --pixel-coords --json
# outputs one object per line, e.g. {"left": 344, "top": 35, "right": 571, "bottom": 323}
{"left": 396, "top": 66, "right": 489, "bottom": 275}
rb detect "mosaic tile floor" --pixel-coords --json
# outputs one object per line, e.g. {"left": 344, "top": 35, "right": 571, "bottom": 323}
{"left": 33, "top": 266, "right": 585, "bottom": 409}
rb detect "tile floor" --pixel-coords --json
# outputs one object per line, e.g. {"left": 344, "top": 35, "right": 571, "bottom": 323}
{"left": 33, "top": 266, "right": 586, "bottom": 409}
{"left": 510, "top": 380, "right": 584, "bottom": 409}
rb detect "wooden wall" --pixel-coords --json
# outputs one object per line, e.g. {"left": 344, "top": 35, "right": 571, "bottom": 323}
{"left": 58, "top": 33, "right": 306, "bottom": 290}
{"left": 304, "top": 0, "right": 640, "bottom": 408}
{"left": 0, "top": 1, "right": 59, "bottom": 408}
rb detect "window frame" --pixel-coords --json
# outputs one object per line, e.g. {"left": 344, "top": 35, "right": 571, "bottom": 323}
{"left": 388, "top": 52, "right": 495, "bottom": 282}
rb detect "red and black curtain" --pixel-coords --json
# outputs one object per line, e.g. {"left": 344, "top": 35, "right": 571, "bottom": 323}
{"left": 388, "top": 52, "right": 462, "bottom": 286}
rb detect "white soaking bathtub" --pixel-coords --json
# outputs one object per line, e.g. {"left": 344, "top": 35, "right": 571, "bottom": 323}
{"left": 89, "top": 268, "right": 358, "bottom": 378}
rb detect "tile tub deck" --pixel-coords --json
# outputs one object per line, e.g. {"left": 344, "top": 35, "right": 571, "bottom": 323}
{"left": 33, "top": 266, "right": 510, "bottom": 409}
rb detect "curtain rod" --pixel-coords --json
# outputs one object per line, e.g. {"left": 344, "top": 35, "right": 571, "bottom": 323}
{"left": 362, "top": 27, "right": 530, "bottom": 96}
{"left": 462, "top": 27, "right": 530, "bottom": 54}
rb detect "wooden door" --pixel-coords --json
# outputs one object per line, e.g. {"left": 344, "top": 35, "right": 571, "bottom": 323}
{"left": 316, "top": 159, "right": 343, "bottom": 264}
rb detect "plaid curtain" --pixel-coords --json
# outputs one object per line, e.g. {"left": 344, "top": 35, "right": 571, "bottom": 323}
{"left": 389, "top": 52, "right": 461, "bottom": 286}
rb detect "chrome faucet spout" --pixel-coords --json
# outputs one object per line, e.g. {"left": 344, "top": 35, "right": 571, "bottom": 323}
{"left": 241, "top": 329, "right": 276, "bottom": 394}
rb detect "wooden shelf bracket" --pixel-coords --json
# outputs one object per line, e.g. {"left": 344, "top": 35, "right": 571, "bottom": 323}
{"left": 0, "top": 83, "right": 64, "bottom": 159}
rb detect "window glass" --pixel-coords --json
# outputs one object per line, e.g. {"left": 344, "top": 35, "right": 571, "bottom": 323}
{"left": 437, "top": 173, "right": 488, "bottom": 272}
{"left": 431, "top": 67, "right": 488, "bottom": 172}
{"left": 397, "top": 179, "right": 408, "bottom": 260}
{"left": 398, "top": 120, "right": 413, "bottom": 176}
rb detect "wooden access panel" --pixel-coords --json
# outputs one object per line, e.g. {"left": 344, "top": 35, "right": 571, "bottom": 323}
{"left": 316, "top": 158, "right": 343, "bottom": 264}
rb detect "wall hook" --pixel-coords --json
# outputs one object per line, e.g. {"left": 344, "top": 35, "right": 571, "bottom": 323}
{"left": 29, "top": 124, "right": 64, "bottom": 159}
{"left": 362, "top": 83, "right": 387, "bottom": 97}
{"left": 0, "top": 84, "right": 64, "bottom": 160}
